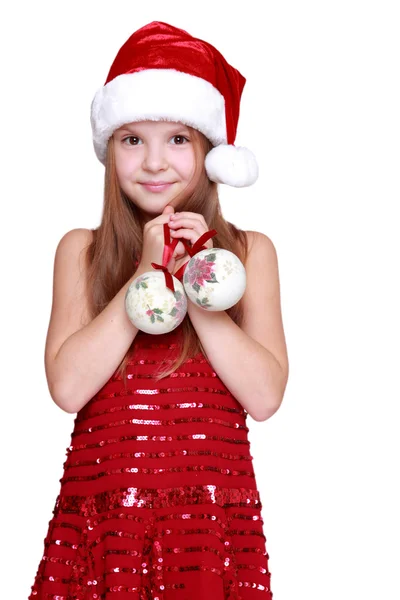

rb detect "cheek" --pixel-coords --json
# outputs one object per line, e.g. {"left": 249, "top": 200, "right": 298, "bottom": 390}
{"left": 177, "top": 150, "right": 196, "bottom": 177}
{"left": 115, "top": 155, "right": 138, "bottom": 181}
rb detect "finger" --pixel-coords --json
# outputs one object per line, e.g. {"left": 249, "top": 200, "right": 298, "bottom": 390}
{"left": 173, "top": 241, "right": 187, "bottom": 258}
{"left": 145, "top": 206, "right": 175, "bottom": 229}
{"left": 169, "top": 228, "right": 198, "bottom": 244}
{"left": 163, "top": 205, "right": 175, "bottom": 215}
{"left": 169, "top": 229, "right": 213, "bottom": 250}
{"left": 170, "top": 222, "right": 206, "bottom": 240}
{"left": 168, "top": 217, "right": 203, "bottom": 228}
{"left": 170, "top": 224, "right": 206, "bottom": 243}
{"left": 171, "top": 222, "right": 213, "bottom": 246}
{"left": 170, "top": 212, "right": 207, "bottom": 226}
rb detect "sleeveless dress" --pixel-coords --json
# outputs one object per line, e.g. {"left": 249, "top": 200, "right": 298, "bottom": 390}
{"left": 28, "top": 324, "right": 273, "bottom": 600}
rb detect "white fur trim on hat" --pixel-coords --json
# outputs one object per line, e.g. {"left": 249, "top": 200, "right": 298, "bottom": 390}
{"left": 205, "top": 145, "right": 259, "bottom": 187}
{"left": 90, "top": 69, "right": 227, "bottom": 164}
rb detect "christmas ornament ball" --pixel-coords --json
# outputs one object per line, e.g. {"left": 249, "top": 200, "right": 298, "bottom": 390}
{"left": 125, "top": 271, "right": 187, "bottom": 334}
{"left": 183, "top": 248, "right": 246, "bottom": 311}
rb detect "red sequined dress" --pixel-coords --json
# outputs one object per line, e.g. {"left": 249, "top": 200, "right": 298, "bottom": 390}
{"left": 29, "top": 323, "right": 273, "bottom": 599}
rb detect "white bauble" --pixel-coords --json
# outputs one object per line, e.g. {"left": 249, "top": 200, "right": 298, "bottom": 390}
{"left": 183, "top": 248, "right": 246, "bottom": 311}
{"left": 125, "top": 271, "right": 187, "bottom": 334}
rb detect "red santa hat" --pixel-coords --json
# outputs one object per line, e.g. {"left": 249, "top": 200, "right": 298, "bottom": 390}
{"left": 90, "top": 21, "right": 258, "bottom": 187}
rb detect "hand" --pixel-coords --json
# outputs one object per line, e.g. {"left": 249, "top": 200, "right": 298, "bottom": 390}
{"left": 168, "top": 211, "right": 213, "bottom": 246}
{"left": 168, "top": 211, "right": 214, "bottom": 274}
{"left": 138, "top": 205, "right": 188, "bottom": 272}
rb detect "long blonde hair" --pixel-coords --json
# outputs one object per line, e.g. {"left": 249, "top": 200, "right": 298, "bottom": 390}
{"left": 85, "top": 126, "right": 249, "bottom": 388}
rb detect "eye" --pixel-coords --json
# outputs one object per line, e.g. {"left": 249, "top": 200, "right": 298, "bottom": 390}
{"left": 170, "top": 135, "right": 189, "bottom": 145}
{"left": 121, "top": 134, "right": 189, "bottom": 146}
{"left": 122, "top": 136, "right": 142, "bottom": 146}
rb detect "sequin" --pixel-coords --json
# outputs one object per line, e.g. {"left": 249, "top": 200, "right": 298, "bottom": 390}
{"left": 66, "top": 448, "right": 253, "bottom": 468}
{"left": 29, "top": 327, "right": 273, "bottom": 599}
{"left": 72, "top": 415, "right": 248, "bottom": 438}
{"left": 75, "top": 399, "right": 245, "bottom": 423}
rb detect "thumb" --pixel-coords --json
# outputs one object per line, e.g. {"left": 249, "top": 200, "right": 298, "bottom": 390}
{"left": 162, "top": 204, "right": 175, "bottom": 216}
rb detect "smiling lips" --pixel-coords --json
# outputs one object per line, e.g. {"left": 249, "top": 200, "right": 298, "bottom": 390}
{"left": 141, "top": 181, "right": 172, "bottom": 185}
{"left": 140, "top": 182, "right": 174, "bottom": 192}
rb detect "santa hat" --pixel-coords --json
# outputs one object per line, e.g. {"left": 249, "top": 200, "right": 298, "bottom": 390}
{"left": 90, "top": 21, "right": 258, "bottom": 188}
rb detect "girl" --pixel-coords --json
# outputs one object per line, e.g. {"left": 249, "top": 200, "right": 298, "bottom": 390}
{"left": 29, "top": 21, "right": 289, "bottom": 600}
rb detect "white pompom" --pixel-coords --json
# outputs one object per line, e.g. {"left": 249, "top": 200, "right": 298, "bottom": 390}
{"left": 125, "top": 271, "right": 187, "bottom": 334}
{"left": 183, "top": 248, "right": 246, "bottom": 311}
{"left": 205, "top": 144, "right": 259, "bottom": 187}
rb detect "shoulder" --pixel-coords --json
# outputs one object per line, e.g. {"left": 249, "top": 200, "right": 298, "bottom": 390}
{"left": 56, "top": 227, "right": 93, "bottom": 250}
{"left": 244, "top": 230, "right": 278, "bottom": 265}
{"left": 53, "top": 228, "right": 94, "bottom": 287}
{"left": 51, "top": 229, "right": 94, "bottom": 324}
{"left": 55, "top": 228, "right": 94, "bottom": 262}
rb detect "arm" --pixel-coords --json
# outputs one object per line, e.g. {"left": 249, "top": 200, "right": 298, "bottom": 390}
{"left": 45, "top": 229, "right": 149, "bottom": 414}
{"left": 187, "top": 231, "right": 289, "bottom": 422}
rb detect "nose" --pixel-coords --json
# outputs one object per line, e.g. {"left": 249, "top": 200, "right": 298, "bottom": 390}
{"left": 142, "top": 141, "right": 168, "bottom": 172}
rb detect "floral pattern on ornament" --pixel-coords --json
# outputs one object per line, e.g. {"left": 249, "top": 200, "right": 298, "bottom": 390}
{"left": 169, "top": 289, "right": 187, "bottom": 319}
{"left": 145, "top": 289, "right": 186, "bottom": 325}
{"left": 184, "top": 253, "right": 219, "bottom": 294}
{"left": 183, "top": 253, "right": 221, "bottom": 309}
{"left": 135, "top": 275, "right": 149, "bottom": 290}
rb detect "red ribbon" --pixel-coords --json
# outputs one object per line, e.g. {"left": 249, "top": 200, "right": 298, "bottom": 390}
{"left": 151, "top": 223, "right": 218, "bottom": 291}
{"left": 174, "top": 228, "right": 218, "bottom": 281}
{"left": 150, "top": 223, "right": 179, "bottom": 292}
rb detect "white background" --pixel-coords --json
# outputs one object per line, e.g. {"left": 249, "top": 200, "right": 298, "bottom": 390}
{"left": 1, "top": 1, "right": 399, "bottom": 599}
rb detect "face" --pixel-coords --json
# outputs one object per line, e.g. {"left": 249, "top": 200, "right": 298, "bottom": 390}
{"left": 113, "top": 120, "right": 197, "bottom": 222}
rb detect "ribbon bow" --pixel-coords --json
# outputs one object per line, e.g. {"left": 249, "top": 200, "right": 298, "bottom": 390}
{"left": 150, "top": 223, "right": 179, "bottom": 292}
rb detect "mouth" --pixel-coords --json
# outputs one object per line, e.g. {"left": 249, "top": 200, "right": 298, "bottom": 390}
{"left": 140, "top": 182, "right": 175, "bottom": 193}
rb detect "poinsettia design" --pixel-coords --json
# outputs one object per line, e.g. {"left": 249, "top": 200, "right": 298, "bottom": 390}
{"left": 184, "top": 252, "right": 219, "bottom": 294}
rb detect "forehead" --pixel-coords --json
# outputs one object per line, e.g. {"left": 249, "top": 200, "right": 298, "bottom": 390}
{"left": 115, "top": 120, "right": 191, "bottom": 133}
